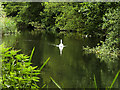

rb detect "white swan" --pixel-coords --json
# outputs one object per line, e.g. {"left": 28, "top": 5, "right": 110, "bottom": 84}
{"left": 56, "top": 39, "right": 65, "bottom": 55}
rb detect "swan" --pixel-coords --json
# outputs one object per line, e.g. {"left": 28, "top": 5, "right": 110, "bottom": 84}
{"left": 56, "top": 39, "right": 65, "bottom": 55}
{"left": 56, "top": 39, "right": 65, "bottom": 47}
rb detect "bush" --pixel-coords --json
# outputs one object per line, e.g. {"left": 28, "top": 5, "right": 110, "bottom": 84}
{"left": 0, "top": 3, "right": 17, "bottom": 34}
{"left": 0, "top": 17, "right": 17, "bottom": 34}
{"left": 83, "top": 7, "right": 119, "bottom": 62}
{"left": 0, "top": 44, "right": 40, "bottom": 88}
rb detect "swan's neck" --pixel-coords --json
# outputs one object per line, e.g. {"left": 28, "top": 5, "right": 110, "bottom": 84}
{"left": 60, "top": 39, "right": 62, "bottom": 44}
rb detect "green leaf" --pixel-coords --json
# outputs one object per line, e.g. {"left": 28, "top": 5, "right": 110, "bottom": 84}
{"left": 109, "top": 70, "right": 120, "bottom": 88}
{"left": 29, "top": 47, "right": 35, "bottom": 63}
{"left": 94, "top": 75, "right": 97, "bottom": 89}
{"left": 50, "top": 77, "right": 62, "bottom": 90}
{"left": 39, "top": 57, "right": 50, "bottom": 72}
{"left": 42, "top": 84, "right": 46, "bottom": 88}
{"left": 10, "top": 50, "right": 21, "bottom": 55}
{"left": 32, "top": 83, "right": 39, "bottom": 88}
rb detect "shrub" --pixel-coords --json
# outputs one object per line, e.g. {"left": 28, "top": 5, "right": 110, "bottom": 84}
{"left": 0, "top": 44, "right": 40, "bottom": 88}
{"left": 0, "top": 3, "right": 17, "bottom": 34}
{"left": 83, "top": 7, "right": 119, "bottom": 62}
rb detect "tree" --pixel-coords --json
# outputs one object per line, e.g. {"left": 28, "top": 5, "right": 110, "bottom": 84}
{"left": 2, "top": 2, "right": 44, "bottom": 31}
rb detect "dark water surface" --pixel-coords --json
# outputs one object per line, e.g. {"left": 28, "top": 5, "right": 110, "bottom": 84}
{"left": 2, "top": 32, "right": 120, "bottom": 88}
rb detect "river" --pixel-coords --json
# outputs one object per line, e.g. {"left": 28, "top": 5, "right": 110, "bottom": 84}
{"left": 2, "top": 32, "right": 120, "bottom": 88}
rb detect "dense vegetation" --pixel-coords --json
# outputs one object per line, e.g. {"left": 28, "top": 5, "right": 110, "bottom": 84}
{"left": 0, "top": 2, "right": 120, "bottom": 89}
{"left": 1, "top": 2, "right": 119, "bottom": 35}
{"left": 0, "top": 3, "right": 17, "bottom": 34}
{"left": 84, "top": 5, "right": 119, "bottom": 62}
{"left": 0, "top": 44, "right": 51, "bottom": 88}
{"left": 1, "top": 2, "right": 119, "bottom": 62}
{"left": 0, "top": 44, "right": 39, "bottom": 88}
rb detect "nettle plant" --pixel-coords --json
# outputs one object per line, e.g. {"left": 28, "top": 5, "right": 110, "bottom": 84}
{"left": 0, "top": 44, "right": 48, "bottom": 88}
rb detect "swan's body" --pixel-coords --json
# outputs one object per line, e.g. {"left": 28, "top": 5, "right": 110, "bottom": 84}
{"left": 56, "top": 39, "right": 65, "bottom": 48}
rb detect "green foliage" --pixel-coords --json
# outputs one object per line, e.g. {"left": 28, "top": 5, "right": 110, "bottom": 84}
{"left": 2, "top": 2, "right": 119, "bottom": 36}
{"left": 0, "top": 3, "right": 17, "bottom": 34}
{"left": 94, "top": 75, "right": 97, "bottom": 88}
{"left": 29, "top": 47, "right": 35, "bottom": 63}
{"left": 83, "top": 6, "right": 119, "bottom": 62}
{"left": 50, "top": 77, "right": 62, "bottom": 89}
{"left": 109, "top": 70, "right": 120, "bottom": 88}
{"left": 0, "top": 17, "right": 17, "bottom": 34}
{"left": 55, "top": 3, "right": 84, "bottom": 31}
{"left": 40, "top": 2, "right": 119, "bottom": 36}
{"left": 2, "top": 2, "right": 44, "bottom": 31}
{"left": 2, "top": 2, "right": 26, "bottom": 17}
{"left": 0, "top": 44, "right": 40, "bottom": 88}
{"left": 93, "top": 70, "right": 120, "bottom": 89}
{"left": 39, "top": 57, "right": 50, "bottom": 72}
{"left": 40, "top": 2, "right": 85, "bottom": 32}
{"left": 0, "top": 2, "right": 5, "bottom": 17}
{"left": 15, "top": 2, "right": 43, "bottom": 24}
{"left": 40, "top": 2, "right": 60, "bottom": 32}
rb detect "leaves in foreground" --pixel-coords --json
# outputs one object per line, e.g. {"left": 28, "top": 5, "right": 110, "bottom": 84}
{"left": 50, "top": 77, "right": 62, "bottom": 90}
{"left": 109, "top": 70, "right": 120, "bottom": 88}
{"left": 1, "top": 44, "right": 50, "bottom": 88}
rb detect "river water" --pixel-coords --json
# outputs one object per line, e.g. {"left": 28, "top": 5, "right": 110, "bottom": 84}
{"left": 2, "top": 32, "right": 120, "bottom": 88}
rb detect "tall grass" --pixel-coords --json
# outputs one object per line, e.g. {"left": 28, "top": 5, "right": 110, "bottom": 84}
{"left": 50, "top": 77, "right": 62, "bottom": 90}
{"left": 109, "top": 70, "right": 120, "bottom": 88}
{"left": 39, "top": 57, "right": 50, "bottom": 72}
{"left": 93, "top": 70, "right": 120, "bottom": 89}
{"left": 29, "top": 47, "right": 35, "bottom": 63}
{"left": 94, "top": 75, "right": 97, "bottom": 89}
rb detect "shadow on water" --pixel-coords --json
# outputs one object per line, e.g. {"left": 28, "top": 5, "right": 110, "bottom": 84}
{"left": 2, "top": 32, "right": 120, "bottom": 88}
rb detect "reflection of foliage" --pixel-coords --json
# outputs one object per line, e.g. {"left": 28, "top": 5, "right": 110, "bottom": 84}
{"left": 0, "top": 44, "right": 40, "bottom": 88}
{"left": 2, "top": 34, "right": 20, "bottom": 48}
{"left": 84, "top": 8, "right": 119, "bottom": 62}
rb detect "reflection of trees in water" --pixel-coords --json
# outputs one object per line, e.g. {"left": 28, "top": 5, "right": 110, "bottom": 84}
{"left": 3, "top": 33, "right": 120, "bottom": 88}
{"left": 40, "top": 36, "right": 119, "bottom": 88}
